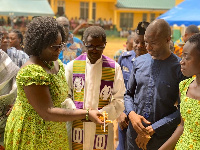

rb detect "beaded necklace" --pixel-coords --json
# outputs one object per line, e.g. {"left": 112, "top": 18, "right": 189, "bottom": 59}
{"left": 42, "top": 60, "right": 54, "bottom": 70}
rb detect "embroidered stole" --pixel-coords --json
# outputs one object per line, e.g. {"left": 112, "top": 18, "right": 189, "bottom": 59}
{"left": 72, "top": 53, "right": 115, "bottom": 150}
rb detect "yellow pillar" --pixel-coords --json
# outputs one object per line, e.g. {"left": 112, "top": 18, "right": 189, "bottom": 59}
{"left": 89, "top": 0, "right": 93, "bottom": 20}
{"left": 50, "top": 0, "right": 55, "bottom": 14}
{"left": 114, "top": 10, "right": 117, "bottom": 25}
{"left": 114, "top": 10, "right": 117, "bottom": 29}
{"left": 54, "top": 0, "right": 58, "bottom": 15}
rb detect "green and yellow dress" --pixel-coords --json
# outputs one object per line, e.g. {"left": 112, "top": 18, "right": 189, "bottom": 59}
{"left": 4, "top": 60, "right": 69, "bottom": 150}
{"left": 175, "top": 78, "right": 200, "bottom": 150}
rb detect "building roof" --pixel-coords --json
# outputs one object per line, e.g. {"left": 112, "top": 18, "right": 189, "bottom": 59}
{"left": 0, "top": 0, "right": 54, "bottom": 16}
{"left": 116, "top": 0, "right": 175, "bottom": 10}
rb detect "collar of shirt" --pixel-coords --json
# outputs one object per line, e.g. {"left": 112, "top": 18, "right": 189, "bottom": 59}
{"left": 122, "top": 50, "right": 135, "bottom": 57}
{"left": 86, "top": 56, "right": 102, "bottom": 64}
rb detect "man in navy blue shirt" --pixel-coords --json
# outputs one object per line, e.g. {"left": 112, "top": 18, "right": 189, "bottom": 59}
{"left": 125, "top": 19, "right": 186, "bottom": 150}
{"left": 117, "top": 21, "right": 149, "bottom": 150}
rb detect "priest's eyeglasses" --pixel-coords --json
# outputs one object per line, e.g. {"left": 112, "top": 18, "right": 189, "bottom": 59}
{"left": 85, "top": 44, "right": 105, "bottom": 51}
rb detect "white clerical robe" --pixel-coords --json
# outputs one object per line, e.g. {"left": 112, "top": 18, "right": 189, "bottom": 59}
{"left": 63, "top": 56, "right": 125, "bottom": 150}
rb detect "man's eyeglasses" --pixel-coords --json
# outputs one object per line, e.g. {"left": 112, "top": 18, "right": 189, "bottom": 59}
{"left": 50, "top": 43, "right": 66, "bottom": 51}
{"left": 85, "top": 44, "right": 105, "bottom": 51}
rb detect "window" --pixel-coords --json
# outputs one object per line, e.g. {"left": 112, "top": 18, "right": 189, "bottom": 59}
{"left": 143, "top": 13, "right": 147, "bottom": 22}
{"left": 92, "top": 3, "right": 96, "bottom": 21}
{"left": 120, "top": 13, "right": 134, "bottom": 29}
{"left": 57, "top": 0, "right": 65, "bottom": 16}
{"left": 80, "top": 2, "right": 89, "bottom": 19}
{"left": 150, "top": 13, "right": 155, "bottom": 22}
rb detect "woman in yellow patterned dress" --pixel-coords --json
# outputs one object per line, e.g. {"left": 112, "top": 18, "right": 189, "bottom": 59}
{"left": 4, "top": 17, "right": 103, "bottom": 150}
{"left": 159, "top": 33, "right": 200, "bottom": 150}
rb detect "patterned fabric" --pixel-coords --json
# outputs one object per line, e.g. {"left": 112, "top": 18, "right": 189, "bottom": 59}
{"left": 174, "top": 37, "right": 185, "bottom": 58}
{"left": 59, "top": 35, "right": 83, "bottom": 64}
{"left": 143, "top": 59, "right": 161, "bottom": 119}
{"left": 118, "top": 50, "right": 136, "bottom": 88}
{"left": 72, "top": 53, "right": 115, "bottom": 150}
{"left": 4, "top": 60, "right": 69, "bottom": 150}
{"left": 7, "top": 47, "right": 29, "bottom": 67}
{"left": 72, "top": 53, "right": 115, "bottom": 109}
{"left": 175, "top": 78, "right": 200, "bottom": 150}
{"left": 0, "top": 50, "right": 19, "bottom": 146}
{"left": 113, "top": 49, "right": 126, "bottom": 62}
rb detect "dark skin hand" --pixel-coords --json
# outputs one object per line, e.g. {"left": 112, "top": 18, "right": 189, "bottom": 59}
{"left": 135, "top": 133, "right": 151, "bottom": 150}
{"left": 135, "top": 125, "right": 155, "bottom": 150}
{"left": 117, "top": 112, "right": 129, "bottom": 130}
{"left": 128, "top": 111, "right": 151, "bottom": 134}
{"left": 128, "top": 111, "right": 153, "bottom": 149}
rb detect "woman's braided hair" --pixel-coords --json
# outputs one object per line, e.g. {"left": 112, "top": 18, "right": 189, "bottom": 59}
{"left": 24, "top": 16, "right": 66, "bottom": 56}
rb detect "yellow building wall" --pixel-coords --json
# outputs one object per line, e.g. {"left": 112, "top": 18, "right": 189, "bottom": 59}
{"left": 51, "top": 0, "right": 115, "bottom": 22}
{"left": 176, "top": 0, "right": 184, "bottom": 5}
{"left": 133, "top": 13, "right": 143, "bottom": 28}
{"left": 51, "top": 0, "right": 57, "bottom": 15}
{"left": 96, "top": 2, "right": 115, "bottom": 21}
{"left": 65, "top": 1, "right": 80, "bottom": 19}
{"left": 115, "top": 10, "right": 166, "bottom": 31}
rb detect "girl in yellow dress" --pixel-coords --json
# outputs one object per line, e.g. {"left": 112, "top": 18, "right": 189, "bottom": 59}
{"left": 159, "top": 33, "right": 200, "bottom": 150}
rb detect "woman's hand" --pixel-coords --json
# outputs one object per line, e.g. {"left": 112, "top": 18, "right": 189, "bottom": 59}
{"left": 88, "top": 110, "right": 104, "bottom": 125}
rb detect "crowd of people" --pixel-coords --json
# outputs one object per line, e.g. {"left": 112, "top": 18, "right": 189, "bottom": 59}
{"left": 0, "top": 16, "right": 200, "bottom": 150}
{"left": 69, "top": 17, "right": 113, "bottom": 30}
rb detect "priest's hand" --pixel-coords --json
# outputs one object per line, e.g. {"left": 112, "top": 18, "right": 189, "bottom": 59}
{"left": 117, "top": 112, "right": 129, "bottom": 130}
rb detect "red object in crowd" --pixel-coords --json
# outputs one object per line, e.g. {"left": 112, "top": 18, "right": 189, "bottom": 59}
{"left": 0, "top": 145, "right": 5, "bottom": 150}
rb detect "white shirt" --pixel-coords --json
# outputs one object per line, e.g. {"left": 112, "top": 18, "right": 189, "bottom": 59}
{"left": 64, "top": 56, "right": 125, "bottom": 150}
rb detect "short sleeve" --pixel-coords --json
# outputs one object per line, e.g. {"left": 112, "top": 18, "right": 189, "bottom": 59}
{"left": 16, "top": 64, "right": 50, "bottom": 86}
{"left": 179, "top": 78, "right": 193, "bottom": 96}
